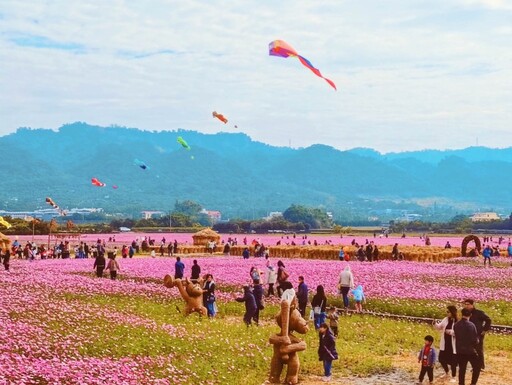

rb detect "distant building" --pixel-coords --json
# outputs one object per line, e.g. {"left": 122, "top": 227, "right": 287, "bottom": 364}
{"left": 470, "top": 212, "right": 500, "bottom": 222}
{"left": 200, "top": 209, "right": 222, "bottom": 223}
{"left": 141, "top": 211, "right": 165, "bottom": 220}
{"left": 265, "top": 211, "right": 283, "bottom": 220}
{"left": 395, "top": 213, "right": 422, "bottom": 222}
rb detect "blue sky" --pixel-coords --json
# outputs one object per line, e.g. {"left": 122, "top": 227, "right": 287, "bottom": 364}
{"left": 0, "top": 0, "right": 511, "bottom": 152}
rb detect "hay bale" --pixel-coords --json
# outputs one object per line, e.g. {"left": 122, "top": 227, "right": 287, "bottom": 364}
{"left": 191, "top": 228, "right": 221, "bottom": 246}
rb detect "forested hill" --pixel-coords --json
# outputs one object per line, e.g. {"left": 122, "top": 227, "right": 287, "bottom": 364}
{"left": 1, "top": 122, "right": 511, "bottom": 218}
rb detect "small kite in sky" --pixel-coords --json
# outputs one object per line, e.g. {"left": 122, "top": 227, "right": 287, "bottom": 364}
{"left": 91, "top": 177, "right": 106, "bottom": 187}
{"left": 212, "top": 111, "right": 228, "bottom": 124}
{"left": 177, "top": 136, "right": 191, "bottom": 150}
{"left": 268, "top": 39, "right": 337, "bottom": 90}
{"left": 46, "top": 197, "right": 66, "bottom": 216}
{"left": 0, "top": 216, "right": 12, "bottom": 229}
{"left": 46, "top": 197, "right": 59, "bottom": 209}
{"left": 134, "top": 159, "right": 149, "bottom": 170}
{"left": 112, "top": 185, "right": 118, "bottom": 189}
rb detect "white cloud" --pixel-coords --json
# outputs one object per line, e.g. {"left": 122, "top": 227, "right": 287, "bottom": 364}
{"left": 0, "top": 0, "right": 511, "bottom": 152}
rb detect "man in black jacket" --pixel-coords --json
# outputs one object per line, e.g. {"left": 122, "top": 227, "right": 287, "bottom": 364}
{"left": 464, "top": 299, "right": 492, "bottom": 370}
{"left": 297, "top": 276, "right": 309, "bottom": 318}
{"left": 454, "top": 308, "right": 481, "bottom": 385}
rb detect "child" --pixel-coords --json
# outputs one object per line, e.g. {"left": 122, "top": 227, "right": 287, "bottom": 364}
{"left": 338, "top": 248, "right": 345, "bottom": 261}
{"left": 326, "top": 306, "right": 339, "bottom": 337}
{"left": 318, "top": 322, "right": 338, "bottom": 382}
{"left": 105, "top": 254, "right": 120, "bottom": 280}
{"left": 351, "top": 285, "right": 365, "bottom": 313}
{"left": 417, "top": 335, "right": 436, "bottom": 385}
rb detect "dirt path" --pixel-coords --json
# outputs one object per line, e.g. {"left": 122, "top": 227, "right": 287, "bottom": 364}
{"left": 285, "top": 352, "right": 512, "bottom": 385}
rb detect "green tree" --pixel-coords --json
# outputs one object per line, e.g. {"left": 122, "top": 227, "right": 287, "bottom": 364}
{"left": 174, "top": 200, "right": 202, "bottom": 216}
{"left": 450, "top": 215, "right": 473, "bottom": 233}
{"left": 170, "top": 212, "right": 195, "bottom": 227}
{"left": 283, "top": 204, "right": 332, "bottom": 229}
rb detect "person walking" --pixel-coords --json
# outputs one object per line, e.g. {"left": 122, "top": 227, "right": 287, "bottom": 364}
{"left": 297, "top": 276, "right": 309, "bottom": 318}
{"left": 318, "top": 322, "right": 338, "bottom": 382}
{"left": 191, "top": 259, "right": 201, "bottom": 283}
{"left": 338, "top": 265, "right": 354, "bottom": 311}
{"left": 351, "top": 285, "right": 365, "bottom": 313}
{"left": 266, "top": 265, "right": 277, "bottom": 297}
{"left": 236, "top": 285, "right": 257, "bottom": 326}
{"left": 106, "top": 254, "right": 120, "bottom": 280}
{"left": 433, "top": 305, "right": 458, "bottom": 382}
{"left": 93, "top": 252, "right": 106, "bottom": 278}
{"left": 202, "top": 274, "right": 216, "bottom": 318}
{"left": 338, "top": 247, "right": 345, "bottom": 261}
{"left": 464, "top": 299, "right": 491, "bottom": 371}
{"left": 252, "top": 279, "right": 264, "bottom": 325}
{"left": 174, "top": 256, "right": 185, "bottom": 279}
{"left": 311, "top": 285, "right": 327, "bottom": 330}
{"left": 482, "top": 245, "right": 492, "bottom": 267}
{"left": 454, "top": 308, "right": 481, "bottom": 385}
{"left": 276, "top": 260, "right": 289, "bottom": 297}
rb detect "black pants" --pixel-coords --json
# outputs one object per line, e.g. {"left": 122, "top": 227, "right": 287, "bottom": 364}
{"left": 476, "top": 334, "right": 485, "bottom": 369}
{"left": 419, "top": 366, "right": 433, "bottom": 382}
{"left": 341, "top": 287, "right": 350, "bottom": 308}
{"left": 458, "top": 353, "right": 481, "bottom": 385}
{"left": 252, "top": 308, "right": 260, "bottom": 325}
{"left": 276, "top": 284, "right": 283, "bottom": 297}
{"left": 439, "top": 350, "right": 457, "bottom": 376}
{"left": 96, "top": 266, "right": 105, "bottom": 277}
{"left": 267, "top": 283, "right": 274, "bottom": 297}
{"left": 244, "top": 309, "right": 256, "bottom": 325}
{"left": 110, "top": 270, "right": 117, "bottom": 280}
{"left": 298, "top": 302, "right": 307, "bottom": 318}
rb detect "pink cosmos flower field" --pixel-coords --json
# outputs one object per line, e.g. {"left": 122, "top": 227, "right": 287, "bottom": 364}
{"left": 16, "top": 232, "right": 509, "bottom": 249}
{"left": 1, "top": 255, "right": 511, "bottom": 383}
{"left": 9, "top": 254, "right": 512, "bottom": 303}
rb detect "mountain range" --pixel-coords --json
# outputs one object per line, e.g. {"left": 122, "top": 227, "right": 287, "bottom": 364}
{"left": 1, "top": 122, "right": 510, "bottom": 221}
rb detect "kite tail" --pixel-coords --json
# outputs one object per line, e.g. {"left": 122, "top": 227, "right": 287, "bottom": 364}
{"left": 298, "top": 55, "right": 337, "bottom": 90}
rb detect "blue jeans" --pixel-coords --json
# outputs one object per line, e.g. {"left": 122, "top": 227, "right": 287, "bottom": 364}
{"left": 314, "top": 312, "right": 326, "bottom": 330}
{"left": 206, "top": 301, "right": 216, "bottom": 317}
{"left": 323, "top": 360, "right": 332, "bottom": 376}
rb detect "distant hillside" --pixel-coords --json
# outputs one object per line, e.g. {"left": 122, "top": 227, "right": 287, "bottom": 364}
{"left": 1, "top": 122, "right": 511, "bottom": 220}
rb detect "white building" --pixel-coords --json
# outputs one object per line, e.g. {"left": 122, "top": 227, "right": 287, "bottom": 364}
{"left": 141, "top": 211, "right": 165, "bottom": 220}
{"left": 470, "top": 212, "right": 500, "bottom": 222}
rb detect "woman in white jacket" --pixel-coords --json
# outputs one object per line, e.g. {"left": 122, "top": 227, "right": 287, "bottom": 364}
{"left": 338, "top": 265, "right": 354, "bottom": 310}
{"left": 433, "top": 305, "right": 458, "bottom": 382}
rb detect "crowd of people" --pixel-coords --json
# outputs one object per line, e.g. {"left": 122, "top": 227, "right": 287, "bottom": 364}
{"left": 0, "top": 234, "right": 499, "bottom": 383}
{"left": 218, "top": 256, "right": 491, "bottom": 384}
{"left": 420, "top": 300, "right": 491, "bottom": 385}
